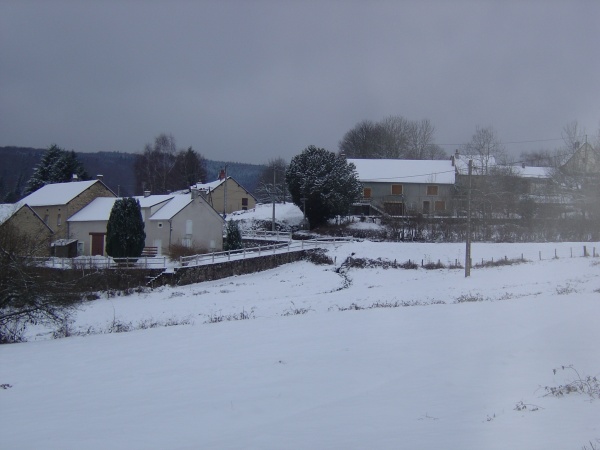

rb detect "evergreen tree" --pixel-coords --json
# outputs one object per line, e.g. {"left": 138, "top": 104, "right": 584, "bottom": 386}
{"left": 286, "top": 146, "right": 362, "bottom": 228}
{"left": 24, "top": 145, "right": 89, "bottom": 194}
{"left": 105, "top": 198, "right": 146, "bottom": 258}
{"left": 223, "top": 220, "right": 242, "bottom": 251}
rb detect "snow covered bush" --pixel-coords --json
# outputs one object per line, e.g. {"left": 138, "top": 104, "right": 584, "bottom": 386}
{"left": 286, "top": 146, "right": 362, "bottom": 228}
{"left": 223, "top": 220, "right": 242, "bottom": 251}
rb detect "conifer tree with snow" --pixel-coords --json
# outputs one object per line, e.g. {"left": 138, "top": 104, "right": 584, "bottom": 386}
{"left": 24, "top": 145, "right": 89, "bottom": 194}
{"left": 223, "top": 220, "right": 243, "bottom": 251}
{"left": 105, "top": 198, "right": 146, "bottom": 258}
{"left": 286, "top": 145, "right": 362, "bottom": 228}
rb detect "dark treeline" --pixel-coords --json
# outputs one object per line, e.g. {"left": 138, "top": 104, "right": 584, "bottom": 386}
{"left": 0, "top": 146, "right": 264, "bottom": 202}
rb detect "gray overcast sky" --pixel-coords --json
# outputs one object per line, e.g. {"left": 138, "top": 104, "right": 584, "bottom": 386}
{"left": 1, "top": 0, "right": 599, "bottom": 164}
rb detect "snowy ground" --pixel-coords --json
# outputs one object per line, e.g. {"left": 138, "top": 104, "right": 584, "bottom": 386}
{"left": 1, "top": 240, "right": 599, "bottom": 449}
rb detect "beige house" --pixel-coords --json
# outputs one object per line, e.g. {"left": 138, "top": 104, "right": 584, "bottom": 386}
{"left": 19, "top": 179, "right": 116, "bottom": 239}
{"left": 0, "top": 203, "right": 54, "bottom": 256}
{"left": 68, "top": 192, "right": 224, "bottom": 256}
{"left": 192, "top": 171, "right": 257, "bottom": 216}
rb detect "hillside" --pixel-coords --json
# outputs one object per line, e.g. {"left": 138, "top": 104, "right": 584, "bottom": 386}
{"left": 0, "top": 146, "right": 265, "bottom": 201}
{"left": 1, "top": 241, "right": 598, "bottom": 449}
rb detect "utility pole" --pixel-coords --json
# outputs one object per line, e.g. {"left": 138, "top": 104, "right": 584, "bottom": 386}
{"left": 465, "top": 159, "right": 473, "bottom": 277}
{"left": 272, "top": 165, "right": 276, "bottom": 232}
{"left": 222, "top": 164, "right": 228, "bottom": 218}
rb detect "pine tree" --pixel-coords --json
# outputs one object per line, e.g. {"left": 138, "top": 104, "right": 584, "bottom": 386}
{"left": 285, "top": 146, "right": 362, "bottom": 228}
{"left": 223, "top": 220, "right": 242, "bottom": 251}
{"left": 105, "top": 198, "right": 146, "bottom": 258}
{"left": 24, "top": 145, "right": 90, "bottom": 194}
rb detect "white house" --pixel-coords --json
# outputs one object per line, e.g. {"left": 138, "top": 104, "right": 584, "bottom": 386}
{"left": 68, "top": 192, "right": 224, "bottom": 256}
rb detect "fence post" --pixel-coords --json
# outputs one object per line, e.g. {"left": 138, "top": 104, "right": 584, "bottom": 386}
{"left": 539, "top": 251, "right": 541, "bottom": 261}
{"left": 212, "top": 252, "right": 215, "bottom": 263}
{"left": 584, "top": 246, "right": 589, "bottom": 257}
{"left": 163, "top": 257, "right": 166, "bottom": 268}
{"left": 571, "top": 247, "right": 573, "bottom": 258}
{"left": 555, "top": 249, "right": 557, "bottom": 258}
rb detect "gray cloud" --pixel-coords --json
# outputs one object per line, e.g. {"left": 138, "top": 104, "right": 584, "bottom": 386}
{"left": 1, "top": 0, "right": 598, "bottom": 164}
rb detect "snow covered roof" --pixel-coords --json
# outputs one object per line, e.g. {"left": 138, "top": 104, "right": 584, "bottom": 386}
{"left": 510, "top": 165, "right": 553, "bottom": 179}
{"left": 20, "top": 180, "right": 101, "bottom": 206}
{"left": 67, "top": 197, "right": 117, "bottom": 222}
{"left": 348, "top": 159, "right": 455, "bottom": 184}
{"left": 0, "top": 204, "right": 19, "bottom": 225}
{"left": 192, "top": 178, "right": 226, "bottom": 192}
{"left": 149, "top": 195, "right": 192, "bottom": 220}
{"left": 133, "top": 195, "right": 174, "bottom": 208}
{"left": 68, "top": 194, "right": 189, "bottom": 222}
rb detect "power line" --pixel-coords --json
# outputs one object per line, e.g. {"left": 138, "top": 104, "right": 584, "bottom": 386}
{"left": 436, "top": 137, "right": 564, "bottom": 147}
{"left": 364, "top": 169, "right": 456, "bottom": 181}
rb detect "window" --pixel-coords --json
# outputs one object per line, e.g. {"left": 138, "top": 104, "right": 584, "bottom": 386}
{"left": 426, "top": 185, "right": 438, "bottom": 196}
{"left": 57, "top": 214, "right": 62, "bottom": 226}
{"left": 242, "top": 197, "right": 248, "bottom": 210}
{"left": 423, "top": 201, "right": 430, "bottom": 214}
{"left": 363, "top": 187, "right": 372, "bottom": 198}
{"left": 434, "top": 201, "right": 445, "bottom": 212}
{"left": 391, "top": 184, "right": 403, "bottom": 195}
{"left": 157, "top": 222, "right": 163, "bottom": 228}
{"left": 384, "top": 202, "right": 404, "bottom": 216}
{"left": 185, "top": 220, "right": 193, "bottom": 235}
{"left": 43, "top": 214, "right": 49, "bottom": 224}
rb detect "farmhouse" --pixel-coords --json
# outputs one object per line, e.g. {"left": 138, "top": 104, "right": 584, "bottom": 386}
{"left": 68, "top": 192, "right": 224, "bottom": 256}
{"left": 192, "top": 170, "right": 257, "bottom": 216}
{"left": 349, "top": 158, "right": 456, "bottom": 216}
{"left": 0, "top": 203, "right": 54, "bottom": 255}
{"left": 18, "top": 179, "right": 116, "bottom": 239}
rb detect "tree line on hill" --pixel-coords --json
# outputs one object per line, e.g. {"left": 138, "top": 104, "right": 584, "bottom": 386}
{"left": 0, "top": 142, "right": 265, "bottom": 202}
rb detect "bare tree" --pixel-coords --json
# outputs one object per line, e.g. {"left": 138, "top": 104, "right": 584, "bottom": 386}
{"left": 134, "top": 134, "right": 206, "bottom": 194}
{"left": 406, "top": 119, "right": 437, "bottom": 159}
{"left": 0, "top": 222, "right": 78, "bottom": 343}
{"left": 461, "top": 126, "right": 505, "bottom": 174}
{"left": 255, "top": 158, "right": 288, "bottom": 203}
{"left": 561, "top": 121, "right": 585, "bottom": 153}
{"left": 338, "top": 116, "right": 441, "bottom": 160}
{"left": 173, "top": 147, "right": 207, "bottom": 188}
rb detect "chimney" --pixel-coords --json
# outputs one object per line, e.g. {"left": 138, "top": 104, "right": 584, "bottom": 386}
{"left": 96, "top": 174, "right": 104, "bottom": 181}
{"left": 218, "top": 169, "right": 226, "bottom": 181}
{"left": 191, "top": 188, "right": 199, "bottom": 200}
{"left": 71, "top": 173, "right": 78, "bottom": 182}
{"left": 144, "top": 190, "right": 151, "bottom": 198}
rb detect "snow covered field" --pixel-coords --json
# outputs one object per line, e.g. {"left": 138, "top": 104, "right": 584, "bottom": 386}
{"left": 1, "top": 240, "right": 599, "bottom": 449}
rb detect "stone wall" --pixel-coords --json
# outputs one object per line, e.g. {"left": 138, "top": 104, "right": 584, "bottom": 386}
{"left": 171, "top": 249, "right": 314, "bottom": 286}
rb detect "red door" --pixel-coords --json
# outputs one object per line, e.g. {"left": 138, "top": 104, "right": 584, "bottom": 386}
{"left": 90, "top": 233, "right": 105, "bottom": 256}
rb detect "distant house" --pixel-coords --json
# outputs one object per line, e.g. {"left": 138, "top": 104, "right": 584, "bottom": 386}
{"left": 0, "top": 203, "right": 54, "bottom": 255}
{"left": 19, "top": 179, "right": 116, "bottom": 239}
{"left": 68, "top": 192, "right": 224, "bottom": 256}
{"left": 191, "top": 170, "right": 257, "bottom": 216}
{"left": 561, "top": 142, "right": 600, "bottom": 175}
{"left": 349, "top": 159, "right": 456, "bottom": 216}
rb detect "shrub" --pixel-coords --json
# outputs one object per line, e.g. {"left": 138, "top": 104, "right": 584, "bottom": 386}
{"left": 544, "top": 365, "right": 599, "bottom": 399}
{"left": 106, "top": 198, "right": 146, "bottom": 258}
{"left": 169, "top": 242, "right": 208, "bottom": 259}
{"left": 224, "top": 220, "right": 243, "bottom": 251}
